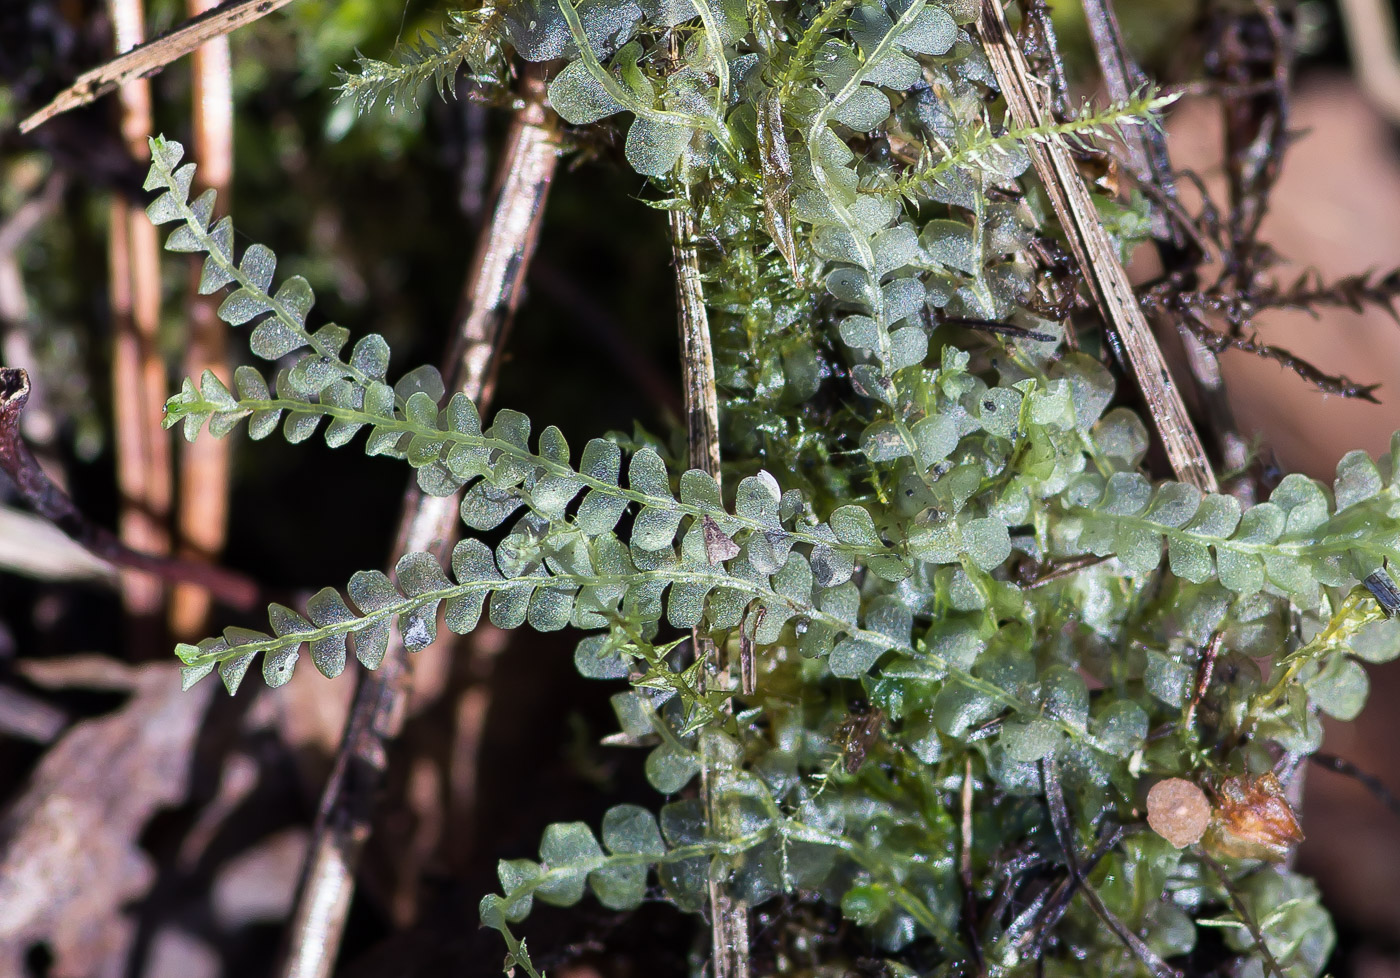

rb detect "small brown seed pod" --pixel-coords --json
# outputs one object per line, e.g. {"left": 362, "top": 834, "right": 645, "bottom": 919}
{"left": 1146, "top": 777, "right": 1211, "bottom": 848}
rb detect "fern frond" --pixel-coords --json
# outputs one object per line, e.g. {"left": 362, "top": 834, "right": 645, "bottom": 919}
{"left": 868, "top": 90, "right": 1180, "bottom": 204}
{"left": 175, "top": 489, "right": 1106, "bottom": 757}
{"left": 143, "top": 136, "right": 374, "bottom": 388}
{"left": 169, "top": 369, "right": 909, "bottom": 573}
{"left": 335, "top": 8, "right": 508, "bottom": 114}
{"left": 1055, "top": 458, "right": 1400, "bottom": 610}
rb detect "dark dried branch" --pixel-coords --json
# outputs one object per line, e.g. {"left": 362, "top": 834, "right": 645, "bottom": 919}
{"left": 0, "top": 367, "right": 259, "bottom": 609}
{"left": 1206, "top": 1, "right": 1293, "bottom": 291}
{"left": 1014, "top": 0, "right": 1070, "bottom": 118}
{"left": 1080, "top": 0, "right": 1182, "bottom": 248}
{"left": 1022, "top": 821, "right": 1125, "bottom": 957}
{"left": 939, "top": 317, "right": 1056, "bottom": 343}
{"left": 1309, "top": 752, "right": 1400, "bottom": 821}
{"left": 1176, "top": 308, "right": 1381, "bottom": 401}
{"left": 1254, "top": 268, "right": 1400, "bottom": 324}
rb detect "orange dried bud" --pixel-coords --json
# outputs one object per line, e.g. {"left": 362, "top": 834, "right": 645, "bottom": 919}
{"left": 1147, "top": 778, "right": 1211, "bottom": 848}
{"left": 1208, "top": 772, "right": 1304, "bottom": 862}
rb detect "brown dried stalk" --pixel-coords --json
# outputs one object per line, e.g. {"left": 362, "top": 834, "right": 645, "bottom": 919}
{"left": 1209, "top": 1, "right": 1291, "bottom": 294}
{"left": 109, "top": 0, "right": 174, "bottom": 621}
{"left": 277, "top": 69, "right": 559, "bottom": 978}
{"left": 172, "top": 0, "right": 236, "bottom": 638}
{"left": 976, "top": 0, "right": 1218, "bottom": 494}
{"left": 1177, "top": 307, "right": 1381, "bottom": 402}
{"left": 672, "top": 203, "right": 751, "bottom": 978}
{"left": 20, "top": 0, "right": 299, "bottom": 134}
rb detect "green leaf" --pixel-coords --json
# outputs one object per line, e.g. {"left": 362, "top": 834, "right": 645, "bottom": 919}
{"left": 536, "top": 822, "right": 605, "bottom": 906}
{"left": 1002, "top": 717, "right": 1061, "bottom": 762}
{"left": 1307, "top": 656, "right": 1369, "bottom": 720}
{"left": 960, "top": 517, "right": 1010, "bottom": 570}
{"left": 898, "top": 6, "right": 956, "bottom": 54}
{"left": 861, "top": 421, "right": 910, "bottom": 462}
{"left": 830, "top": 505, "right": 881, "bottom": 547}
{"left": 1090, "top": 700, "right": 1148, "bottom": 757}
{"left": 645, "top": 741, "right": 701, "bottom": 793}
{"left": 625, "top": 115, "right": 691, "bottom": 176}
{"left": 549, "top": 58, "right": 625, "bottom": 124}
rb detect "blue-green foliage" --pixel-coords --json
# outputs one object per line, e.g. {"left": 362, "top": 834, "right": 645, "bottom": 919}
{"left": 148, "top": 0, "right": 1400, "bottom": 974}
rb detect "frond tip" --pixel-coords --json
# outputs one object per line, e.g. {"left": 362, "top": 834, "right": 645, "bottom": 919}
{"left": 334, "top": 8, "right": 508, "bottom": 114}
{"left": 867, "top": 90, "right": 1181, "bottom": 204}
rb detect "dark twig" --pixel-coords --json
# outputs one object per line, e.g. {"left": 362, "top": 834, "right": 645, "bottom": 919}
{"left": 1309, "top": 752, "right": 1400, "bottom": 821}
{"left": 1208, "top": 0, "right": 1292, "bottom": 293}
{"left": 277, "top": 67, "right": 559, "bottom": 978}
{"left": 939, "top": 317, "right": 1056, "bottom": 343}
{"left": 1020, "top": 553, "right": 1112, "bottom": 589}
{"left": 1022, "top": 821, "right": 1125, "bottom": 957}
{"left": 1252, "top": 267, "right": 1400, "bottom": 325}
{"left": 1199, "top": 854, "right": 1287, "bottom": 978}
{"left": 0, "top": 368, "right": 259, "bottom": 609}
{"left": 1015, "top": 0, "right": 1070, "bottom": 118}
{"left": 1080, "top": 0, "right": 1180, "bottom": 246}
{"left": 1177, "top": 307, "right": 1380, "bottom": 401}
{"left": 1040, "top": 760, "right": 1179, "bottom": 978}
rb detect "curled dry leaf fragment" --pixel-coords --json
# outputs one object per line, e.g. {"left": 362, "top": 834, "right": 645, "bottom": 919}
{"left": 702, "top": 514, "right": 741, "bottom": 564}
{"left": 1208, "top": 772, "right": 1304, "bottom": 862}
{"left": 1147, "top": 777, "right": 1211, "bottom": 848}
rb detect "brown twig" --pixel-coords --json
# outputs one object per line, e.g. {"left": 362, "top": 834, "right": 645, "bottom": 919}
{"left": 939, "top": 317, "right": 1056, "bottom": 343}
{"left": 1014, "top": 0, "right": 1070, "bottom": 118}
{"left": 276, "top": 68, "right": 559, "bottom": 978}
{"left": 959, "top": 757, "right": 984, "bottom": 973}
{"left": 109, "top": 0, "right": 174, "bottom": 623}
{"left": 172, "top": 0, "right": 236, "bottom": 638}
{"left": 0, "top": 368, "right": 259, "bottom": 608}
{"left": 1022, "top": 822, "right": 1125, "bottom": 956}
{"left": 19, "top": 0, "right": 299, "bottom": 134}
{"left": 977, "top": 0, "right": 1218, "bottom": 494}
{"left": 1184, "top": 631, "right": 1224, "bottom": 731}
{"left": 672, "top": 199, "right": 751, "bottom": 978}
{"left": 1209, "top": 1, "right": 1291, "bottom": 295}
{"left": 1177, "top": 306, "right": 1380, "bottom": 402}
